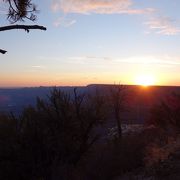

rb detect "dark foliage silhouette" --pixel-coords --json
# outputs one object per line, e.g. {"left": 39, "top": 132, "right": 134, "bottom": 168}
{"left": 150, "top": 93, "right": 180, "bottom": 133}
{"left": 1, "top": 86, "right": 179, "bottom": 179}
{"left": 110, "top": 85, "right": 128, "bottom": 139}
{"left": 0, "top": 88, "right": 107, "bottom": 179}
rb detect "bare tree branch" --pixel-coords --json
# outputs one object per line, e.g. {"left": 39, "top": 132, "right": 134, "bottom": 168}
{"left": 0, "top": 24, "right": 46, "bottom": 32}
{"left": 0, "top": 49, "right": 7, "bottom": 54}
{"left": 0, "top": 24, "right": 46, "bottom": 54}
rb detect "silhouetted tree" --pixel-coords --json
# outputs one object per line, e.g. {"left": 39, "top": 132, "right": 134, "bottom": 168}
{"left": 0, "top": 88, "right": 107, "bottom": 179}
{"left": 0, "top": 0, "right": 46, "bottom": 54}
{"left": 110, "top": 85, "right": 127, "bottom": 139}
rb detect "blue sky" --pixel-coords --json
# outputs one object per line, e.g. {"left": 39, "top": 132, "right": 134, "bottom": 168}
{"left": 1, "top": 0, "right": 180, "bottom": 87}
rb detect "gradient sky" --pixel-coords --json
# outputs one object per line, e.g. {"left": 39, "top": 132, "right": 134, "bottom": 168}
{"left": 1, "top": 0, "right": 180, "bottom": 87}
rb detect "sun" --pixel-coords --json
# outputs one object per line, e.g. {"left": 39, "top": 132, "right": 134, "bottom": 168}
{"left": 135, "top": 74, "right": 155, "bottom": 87}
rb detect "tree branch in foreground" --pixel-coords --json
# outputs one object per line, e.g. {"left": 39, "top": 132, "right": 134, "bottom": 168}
{"left": 0, "top": 24, "right": 46, "bottom": 54}
{"left": 0, "top": 49, "right": 7, "bottom": 54}
{"left": 0, "top": 24, "right": 46, "bottom": 32}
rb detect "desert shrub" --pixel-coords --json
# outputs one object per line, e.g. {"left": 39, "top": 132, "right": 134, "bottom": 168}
{"left": 142, "top": 125, "right": 176, "bottom": 167}
{"left": 81, "top": 133, "right": 146, "bottom": 180}
{"left": 149, "top": 93, "right": 180, "bottom": 134}
{"left": 144, "top": 137, "right": 180, "bottom": 179}
{"left": 143, "top": 93, "right": 180, "bottom": 178}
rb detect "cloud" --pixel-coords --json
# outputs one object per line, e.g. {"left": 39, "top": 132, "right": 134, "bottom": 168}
{"left": 51, "top": 0, "right": 154, "bottom": 15}
{"left": 123, "top": 56, "right": 179, "bottom": 65}
{"left": 69, "top": 55, "right": 180, "bottom": 66}
{"left": 26, "top": 65, "right": 47, "bottom": 73}
{"left": 145, "top": 16, "right": 180, "bottom": 35}
{"left": 53, "top": 17, "right": 76, "bottom": 27}
{"left": 31, "top": 65, "right": 46, "bottom": 69}
{"left": 68, "top": 56, "right": 111, "bottom": 64}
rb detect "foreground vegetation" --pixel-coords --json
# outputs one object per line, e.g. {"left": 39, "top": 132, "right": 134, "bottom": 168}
{"left": 0, "top": 87, "right": 180, "bottom": 179}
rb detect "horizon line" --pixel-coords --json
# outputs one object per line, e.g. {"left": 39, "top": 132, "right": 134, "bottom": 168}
{"left": 0, "top": 83, "right": 180, "bottom": 89}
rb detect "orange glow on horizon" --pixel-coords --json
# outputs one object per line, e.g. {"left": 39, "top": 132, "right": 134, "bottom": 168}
{"left": 1, "top": 72, "right": 180, "bottom": 88}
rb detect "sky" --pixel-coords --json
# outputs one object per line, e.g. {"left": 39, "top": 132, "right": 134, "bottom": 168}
{"left": 1, "top": 0, "right": 180, "bottom": 87}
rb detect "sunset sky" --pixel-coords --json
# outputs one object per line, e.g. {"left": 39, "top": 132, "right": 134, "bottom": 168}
{"left": 1, "top": 0, "right": 180, "bottom": 87}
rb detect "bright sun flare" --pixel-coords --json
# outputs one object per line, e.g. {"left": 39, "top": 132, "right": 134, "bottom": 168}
{"left": 135, "top": 74, "right": 155, "bottom": 86}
